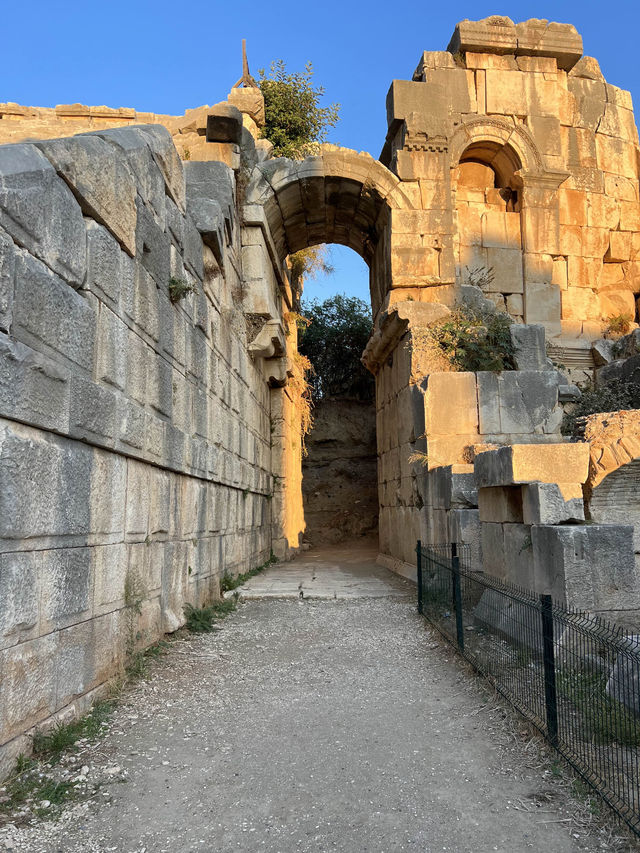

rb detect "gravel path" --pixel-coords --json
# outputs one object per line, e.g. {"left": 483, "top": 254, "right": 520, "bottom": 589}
{"left": 1, "top": 590, "right": 630, "bottom": 853}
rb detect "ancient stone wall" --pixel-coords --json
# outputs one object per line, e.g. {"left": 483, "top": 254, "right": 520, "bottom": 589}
{"left": 301, "top": 399, "right": 378, "bottom": 545}
{"left": 380, "top": 16, "right": 640, "bottom": 366}
{"left": 0, "top": 123, "right": 300, "bottom": 774}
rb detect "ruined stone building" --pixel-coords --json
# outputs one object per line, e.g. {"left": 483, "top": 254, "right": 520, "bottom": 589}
{"left": 1, "top": 16, "right": 640, "bottom": 773}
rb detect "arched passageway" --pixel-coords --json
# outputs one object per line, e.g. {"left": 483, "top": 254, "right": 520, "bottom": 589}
{"left": 245, "top": 146, "right": 415, "bottom": 317}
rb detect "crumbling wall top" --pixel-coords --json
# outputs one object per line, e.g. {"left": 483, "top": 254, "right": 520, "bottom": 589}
{"left": 447, "top": 16, "right": 583, "bottom": 70}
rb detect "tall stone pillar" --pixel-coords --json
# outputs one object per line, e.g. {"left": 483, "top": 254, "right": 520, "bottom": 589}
{"left": 517, "top": 171, "right": 569, "bottom": 333}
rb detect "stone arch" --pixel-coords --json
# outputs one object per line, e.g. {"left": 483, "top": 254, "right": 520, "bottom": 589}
{"left": 449, "top": 118, "right": 567, "bottom": 325}
{"left": 449, "top": 117, "right": 545, "bottom": 178}
{"left": 245, "top": 146, "right": 416, "bottom": 315}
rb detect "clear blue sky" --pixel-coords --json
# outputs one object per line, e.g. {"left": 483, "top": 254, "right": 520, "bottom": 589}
{"left": 5, "top": 1, "right": 638, "bottom": 307}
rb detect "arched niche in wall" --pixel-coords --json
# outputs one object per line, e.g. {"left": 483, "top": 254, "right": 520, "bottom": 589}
{"left": 452, "top": 138, "right": 525, "bottom": 320}
{"left": 450, "top": 118, "right": 569, "bottom": 331}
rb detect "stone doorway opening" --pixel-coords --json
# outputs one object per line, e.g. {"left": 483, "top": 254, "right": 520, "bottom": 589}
{"left": 297, "top": 247, "right": 379, "bottom": 548}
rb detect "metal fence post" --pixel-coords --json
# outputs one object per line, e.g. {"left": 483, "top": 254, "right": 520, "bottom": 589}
{"left": 416, "top": 540, "right": 423, "bottom": 614}
{"left": 540, "top": 593, "right": 558, "bottom": 747}
{"left": 451, "top": 543, "right": 464, "bottom": 652}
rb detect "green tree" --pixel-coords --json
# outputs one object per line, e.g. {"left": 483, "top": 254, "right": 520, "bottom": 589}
{"left": 298, "top": 295, "right": 374, "bottom": 401}
{"left": 258, "top": 60, "right": 340, "bottom": 160}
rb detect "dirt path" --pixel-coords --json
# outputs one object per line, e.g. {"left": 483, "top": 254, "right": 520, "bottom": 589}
{"left": 0, "top": 550, "right": 630, "bottom": 852}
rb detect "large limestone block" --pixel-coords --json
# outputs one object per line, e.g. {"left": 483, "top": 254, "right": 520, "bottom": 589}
{"left": 0, "top": 227, "right": 15, "bottom": 333}
{"left": 228, "top": 87, "right": 265, "bottom": 127}
{"left": 484, "top": 247, "right": 523, "bottom": 292}
{"left": 182, "top": 214, "right": 205, "bottom": 281}
{"left": 0, "top": 421, "right": 125, "bottom": 545}
{"left": 13, "top": 254, "right": 97, "bottom": 373}
{"left": 480, "top": 521, "right": 506, "bottom": 580}
{"left": 96, "top": 305, "right": 128, "bottom": 392}
{"left": 499, "top": 371, "right": 560, "bottom": 434}
{"left": 426, "top": 434, "right": 480, "bottom": 470}
{"left": 484, "top": 70, "right": 526, "bottom": 115}
{"left": 478, "top": 486, "right": 524, "bottom": 523}
{"left": 448, "top": 508, "right": 482, "bottom": 568}
{"left": 599, "top": 290, "right": 636, "bottom": 320}
{"left": 509, "top": 324, "right": 547, "bottom": 370}
{"left": 515, "top": 20, "right": 582, "bottom": 71}
{"left": 37, "top": 135, "right": 137, "bottom": 255}
{"left": 477, "top": 371, "right": 560, "bottom": 436}
{"left": 0, "top": 334, "right": 70, "bottom": 434}
{"left": 522, "top": 481, "right": 585, "bottom": 524}
{"left": 69, "top": 376, "right": 118, "bottom": 447}
{"left": 532, "top": 524, "right": 640, "bottom": 614}
{"left": 425, "top": 464, "right": 477, "bottom": 510}
{"left": 184, "top": 161, "right": 233, "bottom": 262}
{"left": 524, "top": 281, "right": 561, "bottom": 327}
{"left": 0, "top": 552, "right": 39, "bottom": 650}
{"left": 0, "top": 634, "right": 58, "bottom": 741}
{"left": 86, "top": 221, "right": 133, "bottom": 308}
{"left": 502, "top": 521, "right": 535, "bottom": 588}
{"left": 39, "top": 547, "right": 94, "bottom": 632}
{"left": 55, "top": 611, "right": 122, "bottom": 709}
{"left": 89, "top": 125, "right": 185, "bottom": 213}
{"left": 135, "top": 197, "right": 171, "bottom": 290}
{"left": 206, "top": 103, "right": 244, "bottom": 144}
{"left": 522, "top": 205, "right": 559, "bottom": 256}
{"left": 424, "top": 372, "right": 478, "bottom": 437}
{"left": 0, "top": 144, "right": 86, "bottom": 286}
{"left": 561, "top": 287, "right": 600, "bottom": 321}
{"left": 386, "top": 77, "right": 472, "bottom": 129}
{"left": 595, "top": 135, "right": 638, "bottom": 180}
{"left": 83, "top": 127, "right": 165, "bottom": 228}
{"left": 448, "top": 17, "right": 517, "bottom": 56}
{"left": 474, "top": 442, "right": 589, "bottom": 489}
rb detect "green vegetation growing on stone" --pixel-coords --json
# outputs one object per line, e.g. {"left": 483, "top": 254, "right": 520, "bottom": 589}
{"left": 605, "top": 313, "right": 633, "bottom": 337}
{"left": 168, "top": 276, "right": 196, "bottom": 304}
{"left": 258, "top": 60, "right": 340, "bottom": 160}
{"left": 561, "top": 379, "right": 640, "bottom": 436}
{"left": 428, "top": 306, "right": 516, "bottom": 373}
{"left": 32, "top": 700, "right": 116, "bottom": 763}
{"left": 298, "top": 294, "right": 374, "bottom": 401}
{"left": 183, "top": 599, "right": 237, "bottom": 632}
{"left": 219, "top": 552, "right": 278, "bottom": 594}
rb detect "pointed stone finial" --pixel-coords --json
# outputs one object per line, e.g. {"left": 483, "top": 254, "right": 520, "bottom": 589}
{"left": 233, "top": 39, "right": 258, "bottom": 89}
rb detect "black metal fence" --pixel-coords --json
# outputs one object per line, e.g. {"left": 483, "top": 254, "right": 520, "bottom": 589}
{"left": 417, "top": 541, "right": 640, "bottom": 837}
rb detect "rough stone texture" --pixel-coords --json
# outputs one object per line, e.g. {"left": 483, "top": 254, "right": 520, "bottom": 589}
{"left": 606, "top": 635, "right": 640, "bottom": 714}
{"left": 580, "top": 410, "right": 640, "bottom": 555}
{"left": 532, "top": 524, "right": 640, "bottom": 622}
{"left": 509, "top": 324, "right": 548, "bottom": 370}
{"left": 2, "top": 16, "right": 640, "bottom": 769}
{"left": 474, "top": 443, "right": 590, "bottom": 488}
{"left": 36, "top": 135, "right": 138, "bottom": 254}
{"left": 302, "top": 399, "right": 378, "bottom": 545}
{"left": 521, "top": 482, "right": 585, "bottom": 524}
{"left": 0, "top": 126, "right": 282, "bottom": 764}
{"left": 0, "top": 144, "right": 86, "bottom": 286}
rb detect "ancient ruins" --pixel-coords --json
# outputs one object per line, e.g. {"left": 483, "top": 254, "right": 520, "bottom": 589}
{"left": 1, "top": 15, "right": 640, "bottom": 774}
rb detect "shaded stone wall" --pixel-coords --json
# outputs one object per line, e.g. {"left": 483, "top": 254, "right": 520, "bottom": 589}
{"left": 0, "top": 125, "right": 292, "bottom": 773}
{"left": 302, "top": 399, "right": 378, "bottom": 545}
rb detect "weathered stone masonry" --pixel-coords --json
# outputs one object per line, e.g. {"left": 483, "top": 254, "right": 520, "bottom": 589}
{"left": 2, "top": 15, "right": 640, "bottom": 774}
{"left": 0, "top": 121, "right": 303, "bottom": 774}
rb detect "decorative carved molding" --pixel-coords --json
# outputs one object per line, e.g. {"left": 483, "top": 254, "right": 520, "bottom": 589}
{"left": 247, "top": 319, "right": 286, "bottom": 360}
{"left": 448, "top": 116, "right": 546, "bottom": 175}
